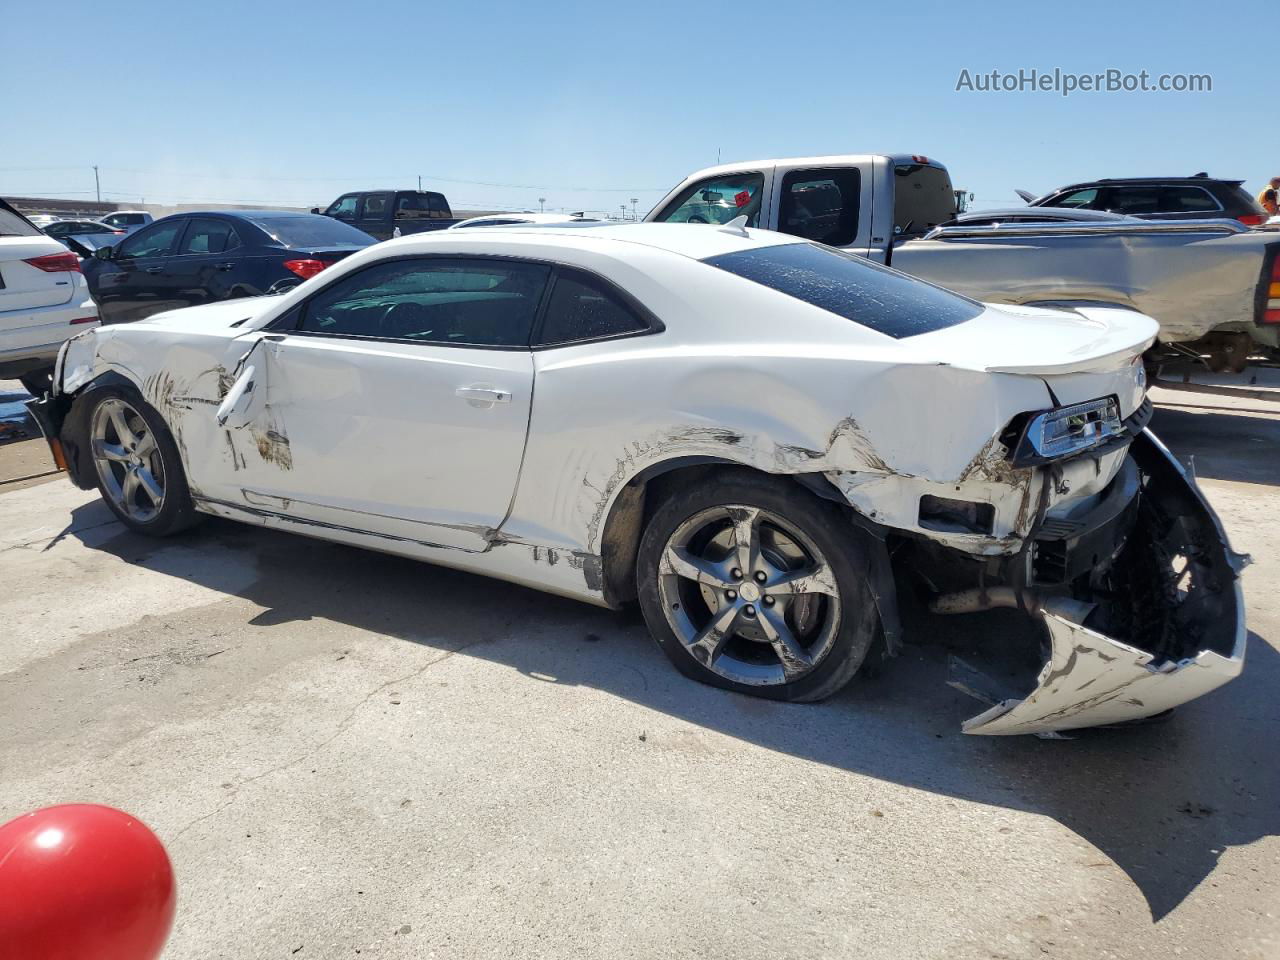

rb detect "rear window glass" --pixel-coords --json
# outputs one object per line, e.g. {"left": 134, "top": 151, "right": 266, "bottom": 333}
{"left": 249, "top": 216, "right": 374, "bottom": 249}
{"left": 703, "top": 242, "right": 982, "bottom": 339}
{"left": 893, "top": 164, "right": 956, "bottom": 237}
{"left": 0, "top": 205, "right": 41, "bottom": 237}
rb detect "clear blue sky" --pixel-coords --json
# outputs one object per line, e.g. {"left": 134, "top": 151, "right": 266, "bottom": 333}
{"left": 3, "top": 0, "right": 1275, "bottom": 215}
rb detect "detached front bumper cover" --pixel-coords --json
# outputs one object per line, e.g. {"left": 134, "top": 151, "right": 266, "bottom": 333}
{"left": 961, "top": 429, "right": 1247, "bottom": 736}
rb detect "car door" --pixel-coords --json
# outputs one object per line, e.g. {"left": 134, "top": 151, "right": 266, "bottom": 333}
{"left": 767, "top": 163, "right": 871, "bottom": 256}
{"left": 210, "top": 255, "right": 551, "bottom": 551}
{"left": 89, "top": 218, "right": 185, "bottom": 324}
{"left": 356, "top": 192, "right": 393, "bottom": 240}
{"left": 165, "top": 217, "right": 243, "bottom": 309}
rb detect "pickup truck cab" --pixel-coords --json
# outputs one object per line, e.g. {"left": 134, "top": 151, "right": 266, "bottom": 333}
{"left": 646, "top": 154, "right": 955, "bottom": 261}
{"left": 648, "top": 155, "right": 1280, "bottom": 372}
{"left": 316, "top": 190, "right": 458, "bottom": 241}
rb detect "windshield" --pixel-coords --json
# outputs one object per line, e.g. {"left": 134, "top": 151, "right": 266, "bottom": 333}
{"left": 249, "top": 216, "right": 374, "bottom": 249}
{"left": 703, "top": 242, "right": 982, "bottom": 339}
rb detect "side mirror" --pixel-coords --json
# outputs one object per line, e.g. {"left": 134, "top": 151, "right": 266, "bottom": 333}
{"left": 93, "top": 245, "right": 114, "bottom": 260}
{"left": 310, "top": 207, "right": 321, "bottom": 215}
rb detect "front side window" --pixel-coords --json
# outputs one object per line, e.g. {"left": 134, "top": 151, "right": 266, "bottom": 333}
{"left": 703, "top": 242, "right": 982, "bottom": 339}
{"left": 179, "top": 218, "right": 241, "bottom": 255}
{"left": 779, "top": 168, "right": 861, "bottom": 246}
{"left": 299, "top": 257, "right": 551, "bottom": 346}
{"left": 1049, "top": 188, "right": 1098, "bottom": 209}
{"left": 655, "top": 173, "right": 765, "bottom": 227}
{"left": 116, "top": 220, "right": 184, "bottom": 259}
{"left": 536, "top": 270, "right": 649, "bottom": 346}
{"left": 326, "top": 195, "right": 359, "bottom": 220}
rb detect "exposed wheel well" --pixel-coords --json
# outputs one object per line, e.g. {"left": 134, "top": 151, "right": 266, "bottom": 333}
{"left": 598, "top": 460, "right": 850, "bottom": 607}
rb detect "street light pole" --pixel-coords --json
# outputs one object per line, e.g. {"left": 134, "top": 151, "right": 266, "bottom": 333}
{"left": 539, "top": 197, "right": 546, "bottom": 212}
{"left": 93, "top": 165, "right": 100, "bottom": 204}
{"left": 630, "top": 197, "right": 638, "bottom": 221}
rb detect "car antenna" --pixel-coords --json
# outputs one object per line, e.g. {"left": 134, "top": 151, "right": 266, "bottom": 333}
{"left": 718, "top": 215, "right": 750, "bottom": 237}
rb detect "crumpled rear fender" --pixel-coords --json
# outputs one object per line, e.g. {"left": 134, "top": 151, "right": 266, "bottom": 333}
{"left": 962, "top": 428, "right": 1247, "bottom": 735}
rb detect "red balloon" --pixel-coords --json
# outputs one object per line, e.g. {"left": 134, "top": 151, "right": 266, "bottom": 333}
{"left": 0, "top": 804, "right": 175, "bottom": 960}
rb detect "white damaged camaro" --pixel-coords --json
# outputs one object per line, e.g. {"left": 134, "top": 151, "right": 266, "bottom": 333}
{"left": 28, "top": 222, "right": 1247, "bottom": 734}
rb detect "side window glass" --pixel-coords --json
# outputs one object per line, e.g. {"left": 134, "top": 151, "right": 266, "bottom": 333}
{"left": 179, "top": 218, "right": 238, "bottom": 255}
{"left": 116, "top": 220, "right": 183, "bottom": 259}
{"left": 536, "top": 270, "right": 649, "bottom": 346}
{"left": 779, "top": 168, "right": 861, "bottom": 245}
{"left": 326, "top": 196, "right": 359, "bottom": 220}
{"left": 655, "top": 173, "right": 765, "bottom": 227}
{"left": 300, "top": 258, "right": 550, "bottom": 346}
{"left": 1160, "top": 186, "right": 1218, "bottom": 213}
{"left": 1051, "top": 188, "right": 1098, "bottom": 209}
{"left": 360, "top": 193, "right": 391, "bottom": 219}
{"left": 1104, "top": 187, "right": 1160, "bottom": 215}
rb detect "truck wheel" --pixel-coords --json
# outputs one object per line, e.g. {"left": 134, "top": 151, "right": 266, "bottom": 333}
{"left": 636, "top": 471, "right": 880, "bottom": 702}
{"left": 86, "top": 386, "right": 199, "bottom": 537}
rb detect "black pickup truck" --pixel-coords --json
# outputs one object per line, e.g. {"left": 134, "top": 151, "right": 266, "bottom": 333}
{"left": 313, "top": 190, "right": 460, "bottom": 240}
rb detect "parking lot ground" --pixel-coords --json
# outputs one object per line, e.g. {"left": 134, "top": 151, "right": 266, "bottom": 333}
{"left": 1, "top": 388, "right": 1277, "bottom": 960}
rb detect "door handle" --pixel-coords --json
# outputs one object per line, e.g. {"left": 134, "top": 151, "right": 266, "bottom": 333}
{"left": 455, "top": 386, "right": 511, "bottom": 405}
{"left": 144, "top": 266, "right": 163, "bottom": 274}
{"left": 216, "top": 262, "right": 235, "bottom": 270}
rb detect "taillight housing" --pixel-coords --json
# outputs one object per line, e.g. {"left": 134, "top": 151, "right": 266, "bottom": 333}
{"left": 24, "top": 252, "right": 82, "bottom": 273}
{"left": 283, "top": 258, "right": 333, "bottom": 280}
{"left": 1238, "top": 213, "right": 1265, "bottom": 227}
{"left": 1263, "top": 254, "right": 1280, "bottom": 324}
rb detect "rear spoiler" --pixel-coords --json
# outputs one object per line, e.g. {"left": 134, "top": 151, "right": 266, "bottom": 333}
{"left": 920, "top": 219, "right": 1250, "bottom": 242}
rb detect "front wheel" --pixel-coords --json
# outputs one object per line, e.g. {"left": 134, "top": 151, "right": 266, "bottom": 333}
{"left": 636, "top": 471, "right": 880, "bottom": 702}
{"left": 86, "top": 387, "right": 199, "bottom": 536}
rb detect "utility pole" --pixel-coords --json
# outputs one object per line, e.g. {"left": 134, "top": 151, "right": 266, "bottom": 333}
{"left": 539, "top": 197, "right": 546, "bottom": 212}
{"left": 93, "top": 165, "right": 100, "bottom": 204}
{"left": 630, "top": 197, "right": 638, "bottom": 221}
{"left": 418, "top": 175, "right": 422, "bottom": 191}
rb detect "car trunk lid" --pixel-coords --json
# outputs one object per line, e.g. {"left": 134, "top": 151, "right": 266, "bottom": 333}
{"left": 0, "top": 236, "right": 79, "bottom": 312}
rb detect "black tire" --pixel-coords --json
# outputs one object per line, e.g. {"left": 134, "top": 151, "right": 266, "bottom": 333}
{"left": 636, "top": 469, "right": 880, "bottom": 702}
{"left": 84, "top": 385, "right": 200, "bottom": 537}
{"left": 18, "top": 368, "right": 53, "bottom": 398}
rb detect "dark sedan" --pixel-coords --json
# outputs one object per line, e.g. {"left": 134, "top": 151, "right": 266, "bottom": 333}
{"left": 83, "top": 211, "right": 375, "bottom": 325}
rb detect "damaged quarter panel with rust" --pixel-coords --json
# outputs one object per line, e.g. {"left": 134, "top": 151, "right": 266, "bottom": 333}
{"left": 30, "top": 223, "right": 1247, "bottom": 732}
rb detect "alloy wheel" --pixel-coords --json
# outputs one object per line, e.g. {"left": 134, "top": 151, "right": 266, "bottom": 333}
{"left": 90, "top": 398, "right": 166, "bottom": 523}
{"left": 656, "top": 505, "right": 842, "bottom": 686}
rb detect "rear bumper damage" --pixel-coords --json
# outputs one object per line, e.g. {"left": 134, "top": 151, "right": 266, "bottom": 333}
{"left": 936, "top": 429, "right": 1247, "bottom": 735}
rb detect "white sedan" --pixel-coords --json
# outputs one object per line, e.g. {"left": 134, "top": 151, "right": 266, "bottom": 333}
{"left": 28, "top": 223, "right": 1245, "bottom": 734}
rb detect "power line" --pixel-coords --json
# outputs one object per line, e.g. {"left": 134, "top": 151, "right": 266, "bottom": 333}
{"left": 1, "top": 165, "right": 665, "bottom": 193}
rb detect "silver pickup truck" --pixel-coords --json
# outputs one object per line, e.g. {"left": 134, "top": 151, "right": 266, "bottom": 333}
{"left": 646, "top": 154, "right": 1280, "bottom": 375}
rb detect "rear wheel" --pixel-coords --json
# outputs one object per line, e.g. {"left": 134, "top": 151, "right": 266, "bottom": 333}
{"left": 636, "top": 472, "right": 880, "bottom": 702}
{"left": 87, "top": 387, "right": 198, "bottom": 536}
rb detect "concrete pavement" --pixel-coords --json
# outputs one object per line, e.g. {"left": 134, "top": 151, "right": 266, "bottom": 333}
{"left": 1, "top": 393, "right": 1277, "bottom": 959}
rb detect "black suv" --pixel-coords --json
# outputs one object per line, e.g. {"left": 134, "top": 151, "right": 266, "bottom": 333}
{"left": 1030, "top": 175, "right": 1266, "bottom": 225}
